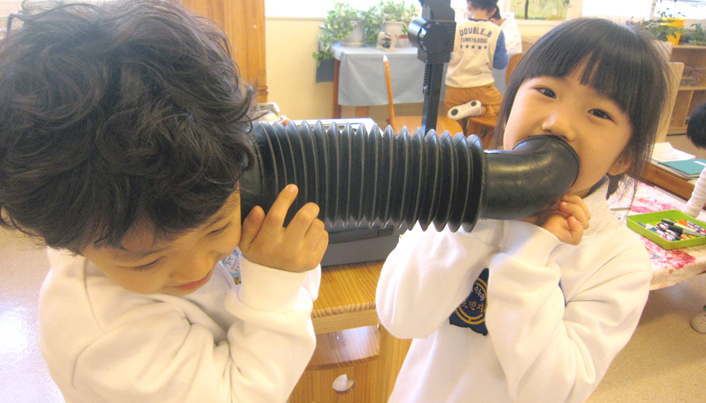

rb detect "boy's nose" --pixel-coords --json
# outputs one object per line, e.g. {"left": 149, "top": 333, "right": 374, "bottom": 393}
{"left": 172, "top": 254, "right": 215, "bottom": 283}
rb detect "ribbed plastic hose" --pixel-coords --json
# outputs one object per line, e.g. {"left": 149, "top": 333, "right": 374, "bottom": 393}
{"left": 240, "top": 121, "right": 579, "bottom": 233}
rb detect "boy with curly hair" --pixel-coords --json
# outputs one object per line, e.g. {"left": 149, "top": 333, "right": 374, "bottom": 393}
{"left": 0, "top": 1, "right": 328, "bottom": 402}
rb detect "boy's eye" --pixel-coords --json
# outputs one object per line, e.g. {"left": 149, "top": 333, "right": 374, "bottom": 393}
{"left": 209, "top": 221, "right": 231, "bottom": 236}
{"left": 589, "top": 109, "right": 612, "bottom": 120}
{"left": 131, "top": 258, "right": 162, "bottom": 271}
{"left": 536, "top": 87, "right": 556, "bottom": 98}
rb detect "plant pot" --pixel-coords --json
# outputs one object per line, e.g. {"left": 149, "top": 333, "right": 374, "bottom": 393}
{"left": 382, "top": 20, "right": 406, "bottom": 38}
{"left": 396, "top": 35, "right": 410, "bottom": 48}
{"left": 664, "top": 18, "right": 685, "bottom": 45}
{"left": 341, "top": 22, "right": 365, "bottom": 47}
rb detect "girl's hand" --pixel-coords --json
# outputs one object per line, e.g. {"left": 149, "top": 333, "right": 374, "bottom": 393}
{"left": 521, "top": 195, "right": 591, "bottom": 245}
{"left": 239, "top": 185, "right": 329, "bottom": 273}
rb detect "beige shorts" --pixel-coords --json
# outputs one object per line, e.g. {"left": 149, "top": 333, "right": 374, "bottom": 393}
{"left": 444, "top": 83, "right": 503, "bottom": 118}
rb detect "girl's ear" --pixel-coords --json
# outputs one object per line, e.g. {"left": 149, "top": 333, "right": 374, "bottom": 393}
{"left": 608, "top": 153, "right": 631, "bottom": 176}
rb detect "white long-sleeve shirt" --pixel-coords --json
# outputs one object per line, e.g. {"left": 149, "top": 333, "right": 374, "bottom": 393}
{"left": 682, "top": 166, "right": 706, "bottom": 217}
{"left": 445, "top": 18, "right": 509, "bottom": 88}
{"left": 40, "top": 249, "right": 320, "bottom": 403}
{"left": 376, "top": 183, "right": 652, "bottom": 403}
{"left": 499, "top": 14, "right": 522, "bottom": 54}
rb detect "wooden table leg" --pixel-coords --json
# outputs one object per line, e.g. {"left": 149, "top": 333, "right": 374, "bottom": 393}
{"left": 355, "top": 106, "right": 370, "bottom": 118}
{"left": 333, "top": 59, "right": 342, "bottom": 119}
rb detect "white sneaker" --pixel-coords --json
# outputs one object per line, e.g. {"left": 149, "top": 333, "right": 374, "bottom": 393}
{"left": 447, "top": 100, "right": 483, "bottom": 119}
{"left": 691, "top": 305, "right": 706, "bottom": 333}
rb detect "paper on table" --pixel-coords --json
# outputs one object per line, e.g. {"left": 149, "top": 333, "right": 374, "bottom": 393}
{"left": 652, "top": 142, "right": 695, "bottom": 162}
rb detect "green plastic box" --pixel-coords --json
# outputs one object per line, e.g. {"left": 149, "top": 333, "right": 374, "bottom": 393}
{"left": 626, "top": 209, "right": 706, "bottom": 250}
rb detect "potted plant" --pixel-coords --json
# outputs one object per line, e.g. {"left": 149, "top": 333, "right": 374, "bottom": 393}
{"left": 360, "top": 3, "right": 383, "bottom": 47}
{"left": 313, "top": 1, "right": 362, "bottom": 66}
{"left": 631, "top": 12, "right": 687, "bottom": 45}
{"left": 380, "top": 0, "right": 418, "bottom": 46}
{"left": 687, "top": 23, "right": 706, "bottom": 46}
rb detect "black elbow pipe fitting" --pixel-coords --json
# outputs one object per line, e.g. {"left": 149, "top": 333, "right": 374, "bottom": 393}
{"left": 240, "top": 121, "right": 579, "bottom": 233}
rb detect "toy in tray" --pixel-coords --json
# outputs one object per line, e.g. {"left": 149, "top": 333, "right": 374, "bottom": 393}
{"left": 627, "top": 210, "right": 706, "bottom": 250}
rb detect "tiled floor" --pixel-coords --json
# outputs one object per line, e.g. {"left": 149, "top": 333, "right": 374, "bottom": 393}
{"left": 1, "top": 228, "right": 62, "bottom": 403}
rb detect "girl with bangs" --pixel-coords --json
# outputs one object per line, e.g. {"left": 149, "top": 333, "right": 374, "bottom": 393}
{"left": 377, "top": 18, "right": 669, "bottom": 403}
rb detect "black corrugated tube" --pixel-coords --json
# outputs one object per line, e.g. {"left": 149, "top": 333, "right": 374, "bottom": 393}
{"left": 240, "top": 121, "right": 579, "bottom": 233}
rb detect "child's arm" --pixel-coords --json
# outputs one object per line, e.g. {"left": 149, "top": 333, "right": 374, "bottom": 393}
{"left": 484, "top": 216, "right": 651, "bottom": 402}
{"left": 376, "top": 223, "right": 499, "bottom": 339}
{"left": 682, "top": 167, "right": 706, "bottom": 217}
{"left": 493, "top": 30, "right": 509, "bottom": 70}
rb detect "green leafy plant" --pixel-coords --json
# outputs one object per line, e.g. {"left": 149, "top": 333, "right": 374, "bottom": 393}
{"left": 631, "top": 11, "right": 687, "bottom": 43}
{"left": 687, "top": 23, "right": 706, "bottom": 46}
{"left": 379, "top": 0, "right": 417, "bottom": 36}
{"left": 360, "top": 4, "right": 383, "bottom": 46}
{"left": 313, "top": 1, "right": 361, "bottom": 65}
{"left": 312, "top": 0, "right": 419, "bottom": 65}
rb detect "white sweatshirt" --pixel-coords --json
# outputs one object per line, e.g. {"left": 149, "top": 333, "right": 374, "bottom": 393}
{"left": 445, "top": 19, "right": 508, "bottom": 88}
{"left": 499, "top": 14, "right": 522, "bottom": 54}
{"left": 40, "top": 249, "right": 320, "bottom": 403}
{"left": 682, "top": 167, "right": 706, "bottom": 217}
{"left": 377, "top": 184, "right": 652, "bottom": 403}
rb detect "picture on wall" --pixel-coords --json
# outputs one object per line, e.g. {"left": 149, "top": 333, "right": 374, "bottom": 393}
{"left": 510, "top": 0, "right": 569, "bottom": 20}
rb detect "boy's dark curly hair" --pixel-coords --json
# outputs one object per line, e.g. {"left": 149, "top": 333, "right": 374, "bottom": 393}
{"left": 0, "top": 0, "right": 255, "bottom": 253}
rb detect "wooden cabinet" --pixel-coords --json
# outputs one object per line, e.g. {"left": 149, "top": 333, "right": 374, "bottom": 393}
{"left": 178, "top": 0, "right": 268, "bottom": 102}
{"left": 668, "top": 45, "right": 706, "bottom": 135}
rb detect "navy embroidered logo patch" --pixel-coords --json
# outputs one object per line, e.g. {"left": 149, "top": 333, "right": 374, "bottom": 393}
{"left": 449, "top": 268, "right": 489, "bottom": 335}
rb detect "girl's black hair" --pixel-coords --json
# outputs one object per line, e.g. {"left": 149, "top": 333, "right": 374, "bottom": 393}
{"left": 494, "top": 18, "right": 670, "bottom": 196}
{"left": 0, "top": 0, "right": 255, "bottom": 252}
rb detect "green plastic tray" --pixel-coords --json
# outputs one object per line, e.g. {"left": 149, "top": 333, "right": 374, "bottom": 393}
{"left": 627, "top": 210, "right": 706, "bottom": 250}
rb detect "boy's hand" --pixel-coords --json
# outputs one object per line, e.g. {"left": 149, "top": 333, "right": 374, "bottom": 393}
{"left": 239, "top": 185, "right": 329, "bottom": 273}
{"left": 521, "top": 195, "right": 591, "bottom": 245}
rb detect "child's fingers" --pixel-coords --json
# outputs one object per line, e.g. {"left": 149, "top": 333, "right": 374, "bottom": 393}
{"left": 563, "top": 194, "right": 590, "bottom": 218}
{"left": 285, "top": 202, "right": 321, "bottom": 242}
{"left": 301, "top": 215, "right": 327, "bottom": 251}
{"left": 312, "top": 230, "right": 330, "bottom": 261}
{"left": 239, "top": 206, "right": 265, "bottom": 250}
{"left": 559, "top": 196, "right": 590, "bottom": 229}
{"left": 566, "top": 216, "right": 584, "bottom": 245}
{"left": 260, "top": 185, "right": 299, "bottom": 234}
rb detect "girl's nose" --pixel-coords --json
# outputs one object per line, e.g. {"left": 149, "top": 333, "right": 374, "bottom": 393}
{"left": 540, "top": 109, "right": 576, "bottom": 142}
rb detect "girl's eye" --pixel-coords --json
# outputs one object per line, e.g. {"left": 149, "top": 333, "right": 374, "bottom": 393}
{"left": 209, "top": 221, "right": 231, "bottom": 236}
{"left": 536, "top": 87, "right": 556, "bottom": 98}
{"left": 589, "top": 109, "right": 612, "bottom": 120}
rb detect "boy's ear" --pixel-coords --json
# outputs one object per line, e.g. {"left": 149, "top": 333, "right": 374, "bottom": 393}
{"left": 608, "top": 153, "right": 631, "bottom": 176}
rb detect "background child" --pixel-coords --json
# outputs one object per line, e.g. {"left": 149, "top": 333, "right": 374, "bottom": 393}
{"left": 377, "top": 18, "right": 668, "bottom": 403}
{"left": 678, "top": 101, "right": 706, "bottom": 333}
{"left": 445, "top": 0, "right": 508, "bottom": 126}
{"left": 681, "top": 102, "right": 706, "bottom": 218}
{"left": 489, "top": 9, "right": 522, "bottom": 54}
{"left": 0, "top": 1, "right": 328, "bottom": 402}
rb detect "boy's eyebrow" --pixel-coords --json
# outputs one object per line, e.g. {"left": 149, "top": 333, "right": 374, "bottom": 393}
{"left": 110, "top": 198, "right": 239, "bottom": 261}
{"left": 112, "top": 244, "right": 170, "bottom": 261}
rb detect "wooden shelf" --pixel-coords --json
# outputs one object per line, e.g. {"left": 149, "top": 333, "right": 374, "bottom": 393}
{"left": 639, "top": 162, "right": 694, "bottom": 201}
{"left": 667, "top": 45, "right": 706, "bottom": 134}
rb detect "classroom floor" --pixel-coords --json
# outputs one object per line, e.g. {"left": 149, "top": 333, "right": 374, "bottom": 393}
{"left": 1, "top": 225, "right": 706, "bottom": 403}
